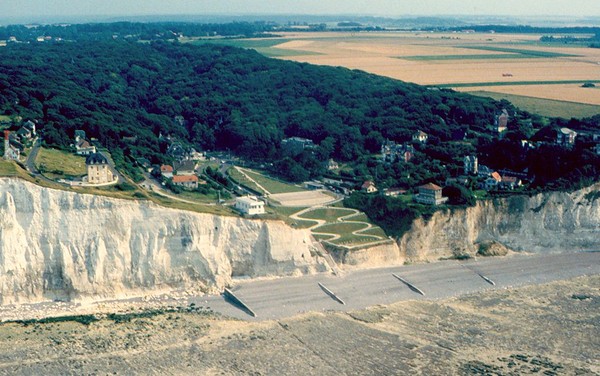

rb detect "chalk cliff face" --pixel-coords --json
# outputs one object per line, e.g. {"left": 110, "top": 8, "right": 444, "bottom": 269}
{"left": 399, "top": 184, "right": 600, "bottom": 262}
{"left": 0, "top": 178, "right": 329, "bottom": 304}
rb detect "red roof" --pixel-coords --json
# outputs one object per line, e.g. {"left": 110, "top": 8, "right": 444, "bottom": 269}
{"left": 502, "top": 176, "right": 518, "bottom": 183}
{"left": 172, "top": 175, "right": 198, "bottom": 183}
{"left": 491, "top": 172, "right": 501, "bottom": 181}
{"left": 361, "top": 180, "right": 375, "bottom": 189}
{"left": 419, "top": 183, "right": 442, "bottom": 191}
{"left": 160, "top": 165, "right": 173, "bottom": 172}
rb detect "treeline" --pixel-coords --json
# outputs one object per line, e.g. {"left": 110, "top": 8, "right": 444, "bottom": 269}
{"left": 0, "top": 21, "right": 276, "bottom": 42}
{"left": 0, "top": 39, "right": 505, "bottom": 176}
{"left": 0, "top": 38, "right": 598, "bottom": 193}
{"left": 438, "top": 25, "right": 600, "bottom": 34}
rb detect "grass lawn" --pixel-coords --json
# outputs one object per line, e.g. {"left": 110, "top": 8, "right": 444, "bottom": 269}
{"left": 466, "top": 91, "right": 600, "bottom": 119}
{"left": 241, "top": 168, "right": 306, "bottom": 194}
{"left": 360, "top": 227, "right": 388, "bottom": 238}
{"left": 35, "top": 148, "right": 87, "bottom": 178}
{"left": 332, "top": 234, "right": 382, "bottom": 245}
{"left": 176, "top": 190, "right": 221, "bottom": 204}
{"left": 298, "top": 207, "right": 357, "bottom": 222}
{"left": 0, "top": 160, "right": 18, "bottom": 177}
{"left": 314, "top": 222, "right": 368, "bottom": 235}
{"left": 228, "top": 167, "right": 265, "bottom": 194}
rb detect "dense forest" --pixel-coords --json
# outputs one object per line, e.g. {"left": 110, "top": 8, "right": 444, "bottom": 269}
{"left": 0, "top": 37, "right": 599, "bottom": 194}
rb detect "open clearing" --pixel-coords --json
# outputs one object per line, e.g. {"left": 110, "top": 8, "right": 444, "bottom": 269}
{"left": 34, "top": 148, "right": 87, "bottom": 178}
{"left": 269, "top": 189, "right": 335, "bottom": 206}
{"left": 236, "top": 31, "right": 600, "bottom": 114}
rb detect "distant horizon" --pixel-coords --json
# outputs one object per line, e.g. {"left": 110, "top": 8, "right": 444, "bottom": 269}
{"left": 1, "top": 13, "right": 600, "bottom": 27}
{"left": 0, "top": 0, "right": 599, "bottom": 25}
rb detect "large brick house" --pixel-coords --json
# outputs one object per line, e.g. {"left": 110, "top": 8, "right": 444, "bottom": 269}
{"left": 415, "top": 183, "right": 448, "bottom": 205}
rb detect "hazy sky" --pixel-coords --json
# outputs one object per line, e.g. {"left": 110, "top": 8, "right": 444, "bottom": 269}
{"left": 1, "top": 0, "right": 599, "bottom": 20}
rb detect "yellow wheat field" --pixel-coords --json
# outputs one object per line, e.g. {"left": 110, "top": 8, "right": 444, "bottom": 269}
{"left": 266, "top": 32, "right": 600, "bottom": 107}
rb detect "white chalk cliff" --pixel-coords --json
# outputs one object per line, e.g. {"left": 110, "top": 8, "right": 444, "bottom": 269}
{"left": 398, "top": 184, "right": 600, "bottom": 261}
{"left": 0, "top": 178, "right": 329, "bottom": 304}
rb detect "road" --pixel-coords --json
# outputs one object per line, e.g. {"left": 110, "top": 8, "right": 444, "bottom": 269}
{"left": 192, "top": 251, "right": 600, "bottom": 321}
{"left": 25, "top": 137, "right": 41, "bottom": 173}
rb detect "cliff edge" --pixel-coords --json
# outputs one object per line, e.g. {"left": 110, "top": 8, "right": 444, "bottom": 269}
{"left": 399, "top": 184, "right": 600, "bottom": 261}
{"left": 0, "top": 178, "right": 329, "bottom": 304}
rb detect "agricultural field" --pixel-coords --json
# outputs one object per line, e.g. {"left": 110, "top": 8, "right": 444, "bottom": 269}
{"left": 466, "top": 90, "right": 600, "bottom": 119}
{"left": 232, "top": 31, "right": 600, "bottom": 115}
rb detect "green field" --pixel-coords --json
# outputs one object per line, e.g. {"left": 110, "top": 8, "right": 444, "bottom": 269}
{"left": 359, "top": 227, "right": 388, "bottom": 238}
{"left": 462, "top": 46, "right": 578, "bottom": 58}
{"left": 402, "top": 53, "right": 528, "bottom": 61}
{"left": 241, "top": 168, "right": 306, "bottom": 194}
{"left": 467, "top": 91, "right": 600, "bottom": 118}
{"left": 227, "top": 167, "right": 265, "bottom": 194}
{"left": 35, "top": 148, "right": 87, "bottom": 178}
{"left": 298, "top": 207, "right": 357, "bottom": 222}
{"left": 314, "top": 222, "right": 368, "bottom": 236}
{"left": 176, "top": 189, "right": 221, "bottom": 204}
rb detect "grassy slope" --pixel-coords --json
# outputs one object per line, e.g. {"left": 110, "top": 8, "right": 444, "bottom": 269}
{"left": 35, "top": 148, "right": 87, "bottom": 178}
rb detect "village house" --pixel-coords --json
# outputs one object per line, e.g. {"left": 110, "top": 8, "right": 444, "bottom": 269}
{"left": 85, "top": 152, "right": 115, "bottom": 185}
{"left": 499, "top": 175, "right": 521, "bottom": 190}
{"left": 3, "top": 130, "right": 20, "bottom": 161}
{"left": 484, "top": 172, "right": 502, "bottom": 190}
{"left": 235, "top": 195, "right": 265, "bottom": 215}
{"left": 304, "top": 181, "right": 325, "bottom": 190}
{"left": 361, "top": 180, "right": 378, "bottom": 194}
{"left": 326, "top": 159, "right": 339, "bottom": 171}
{"left": 412, "top": 130, "right": 429, "bottom": 143}
{"left": 464, "top": 155, "right": 478, "bottom": 175}
{"left": 383, "top": 187, "right": 406, "bottom": 197}
{"left": 414, "top": 183, "right": 448, "bottom": 205}
{"left": 556, "top": 127, "right": 577, "bottom": 147}
{"left": 496, "top": 109, "right": 509, "bottom": 133}
{"left": 160, "top": 164, "right": 174, "bottom": 179}
{"left": 73, "top": 130, "right": 96, "bottom": 155}
{"left": 174, "top": 160, "right": 197, "bottom": 176}
{"left": 477, "top": 165, "right": 493, "bottom": 177}
{"left": 282, "top": 137, "right": 316, "bottom": 156}
{"left": 172, "top": 174, "right": 199, "bottom": 190}
{"left": 381, "top": 140, "right": 414, "bottom": 163}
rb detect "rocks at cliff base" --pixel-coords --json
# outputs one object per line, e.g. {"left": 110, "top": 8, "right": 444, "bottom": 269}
{"left": 477, "top": 241, "right": 511, "bottom": 257}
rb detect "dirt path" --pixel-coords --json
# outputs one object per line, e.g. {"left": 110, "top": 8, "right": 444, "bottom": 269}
{"left": 234, "top": 166, "right": 271, "bottom": 195}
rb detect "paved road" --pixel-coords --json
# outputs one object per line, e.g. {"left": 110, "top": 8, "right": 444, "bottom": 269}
{"left": 191, "top": 252, "right": 600, "bottom": 321}
{"left": 25, "top": 137, "right": 41, "bottom": 173}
